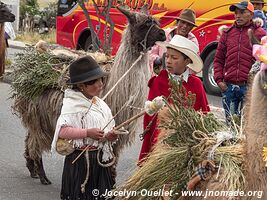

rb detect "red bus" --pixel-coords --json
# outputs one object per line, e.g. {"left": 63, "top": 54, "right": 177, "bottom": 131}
{"left": 56, "top": 0, "right": 245, "bottom": 95}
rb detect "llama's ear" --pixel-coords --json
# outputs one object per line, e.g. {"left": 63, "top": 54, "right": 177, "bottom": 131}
{"left": 117, "top": 6, "right": 136, "bottom": 24}
{"left": 140, "top": 4, "right": 149, "bottom": 15}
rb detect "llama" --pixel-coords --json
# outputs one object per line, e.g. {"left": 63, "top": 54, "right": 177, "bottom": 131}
{"left": 13, "top": 6, "right": 165, "bottom": 185}
{"left": 0, "top": 1, "right": 15, "bottom": 77}
{"left": 103, "top": 6, "right": 166, "bottom": 156}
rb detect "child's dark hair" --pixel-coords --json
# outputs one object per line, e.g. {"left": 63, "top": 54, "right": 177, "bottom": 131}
{"left": 179, "top": 51, "right": 192, "bottom": 63}
{"left": 166, "top": 47, "right": 192, "bottom": 63}
{"left": 84, "top": 79, "right": 99, "bottom": 85}
{"left": 180, "top": 51, "right": 189, "bottom": 60}
{"left": 72, "top": 78, "right": 104, "bottom": 91}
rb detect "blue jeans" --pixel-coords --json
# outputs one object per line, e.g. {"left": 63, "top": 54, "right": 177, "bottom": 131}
{"left": 221, "top": 84, "right": 247, "bottom": 122}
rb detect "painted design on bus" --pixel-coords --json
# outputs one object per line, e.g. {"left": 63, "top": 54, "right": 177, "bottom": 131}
{"left": 88, "top": 0, "right": 165, "bottom": 11}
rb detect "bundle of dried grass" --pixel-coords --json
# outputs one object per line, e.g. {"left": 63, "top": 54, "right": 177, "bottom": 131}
{"left": 11, "top": 48, "right": 69, "bottom": 100}
{"left": 11, "top": 46, "right": 112, "bottom": 101}
{"left": 115, "top": 80, "right": 245, "bottom": 200}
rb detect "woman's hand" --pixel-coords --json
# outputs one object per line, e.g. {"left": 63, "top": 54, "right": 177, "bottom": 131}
{"left": 105, "top": 130, "right": 118, "bottom": 142}
{"left": 86, "top": 128, "right": 104, "bottom": 140}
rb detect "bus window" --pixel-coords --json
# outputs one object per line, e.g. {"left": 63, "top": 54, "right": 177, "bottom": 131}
{"left": 57, "top": 0, "right": 78, "bottom": 16}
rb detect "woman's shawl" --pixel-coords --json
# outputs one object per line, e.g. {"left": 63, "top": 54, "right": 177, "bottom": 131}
{"left": 51, "top": 89, "right": 115, "bottom": 161}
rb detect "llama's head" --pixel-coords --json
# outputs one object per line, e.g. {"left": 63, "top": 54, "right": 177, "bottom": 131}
{"left": 0, "top": 2, "right": 15, "bottom": 23}
{"left": 117, "top": 6, "right": 166, "bottom": 52}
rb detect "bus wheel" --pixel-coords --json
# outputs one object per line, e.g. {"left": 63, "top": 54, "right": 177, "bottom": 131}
{"left": 84, "top": 36, "right": 93, "bottom": 51}
{"left": 203, "top": 49, "right": 221, "bottom": 96}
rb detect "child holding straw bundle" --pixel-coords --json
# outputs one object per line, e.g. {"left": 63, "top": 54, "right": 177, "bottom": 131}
{"left": 139, "top": 35, "right": 210, "bottom": 163}
{"left": 51, "top": 56, "right": 118, "bottom": 200}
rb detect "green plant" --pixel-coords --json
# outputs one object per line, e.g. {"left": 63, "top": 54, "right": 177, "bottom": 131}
{"left": 20, "top": 0, "right": 40, "bottom": 17}
{"left": 40, "top": 2, "right": 57, "bottom": 28}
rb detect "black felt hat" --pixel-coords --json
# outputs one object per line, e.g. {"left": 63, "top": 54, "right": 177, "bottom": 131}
{"left": 67, "top": 56, "right": 108, "bottom": 84}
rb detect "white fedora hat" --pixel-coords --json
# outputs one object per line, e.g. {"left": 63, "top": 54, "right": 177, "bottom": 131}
{"left": 157, "top": 35, "right": 203, "bottom": 73}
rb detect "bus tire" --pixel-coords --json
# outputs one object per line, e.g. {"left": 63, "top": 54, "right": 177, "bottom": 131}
{"left": 203, "top": 49, "right": 221, "bottom": 96}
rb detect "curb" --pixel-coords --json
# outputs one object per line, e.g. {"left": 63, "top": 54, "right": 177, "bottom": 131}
{"left": 8, "top": 40, "right": 26, "bottom": 50}
{"left": 9, "top": 43, "right": 25, "bottom": 50}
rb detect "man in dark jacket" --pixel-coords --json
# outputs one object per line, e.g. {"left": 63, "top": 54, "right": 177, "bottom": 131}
{"left": 214, "top": 1, "right": 266, "bottom": 123}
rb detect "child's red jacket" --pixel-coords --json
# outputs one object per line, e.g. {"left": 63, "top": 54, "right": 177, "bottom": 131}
{"left": 139, "top": 70, "right": 210, "bottom": 162}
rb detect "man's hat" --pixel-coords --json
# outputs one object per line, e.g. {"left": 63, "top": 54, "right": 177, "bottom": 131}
{"left": 67, "top": 55, "right": 108, "bottom": 84}
{"left": 157, "top": 35, "right": 203, "bottom": 73}
{"left": 176, "top": 9, "right": 197, "bottom": 27}
{"left": 250, "top": 0, "right": 265, "bottom": 4}
{"left": 230, "top": 1, "right": 254, "bottom": 12}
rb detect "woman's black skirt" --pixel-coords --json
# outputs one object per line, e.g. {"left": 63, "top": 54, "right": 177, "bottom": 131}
{"left": 60, "top": 150, "right": 115, "bottom": 200}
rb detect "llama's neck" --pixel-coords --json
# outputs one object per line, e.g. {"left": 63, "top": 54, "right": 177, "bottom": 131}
{"left": 103, "top": 26, "right": 150, "bottom": 130}
{"left": 246, "top": 72, "right": 267, "bottom": 137}
{"left": 244, "top": 71, "right": 267, "bottom": 192}
{"left": 105, "top": 26, "right": 150, "bottom": 94}
{"left": 119, "top": 27, "right": 146, "bottom": 58}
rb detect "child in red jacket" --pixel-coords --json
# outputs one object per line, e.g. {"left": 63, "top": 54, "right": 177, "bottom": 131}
{"left": 139, "top": 35, "right": 210, "bottom": 163}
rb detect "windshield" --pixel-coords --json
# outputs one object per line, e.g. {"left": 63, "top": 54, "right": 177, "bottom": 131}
{"left": 57, "top": 0, "right": 78, "bottom": 16}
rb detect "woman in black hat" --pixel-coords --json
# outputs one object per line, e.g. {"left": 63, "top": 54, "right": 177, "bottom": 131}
{"left": 51, "top": 55, "right": 118, "bottom": 200}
